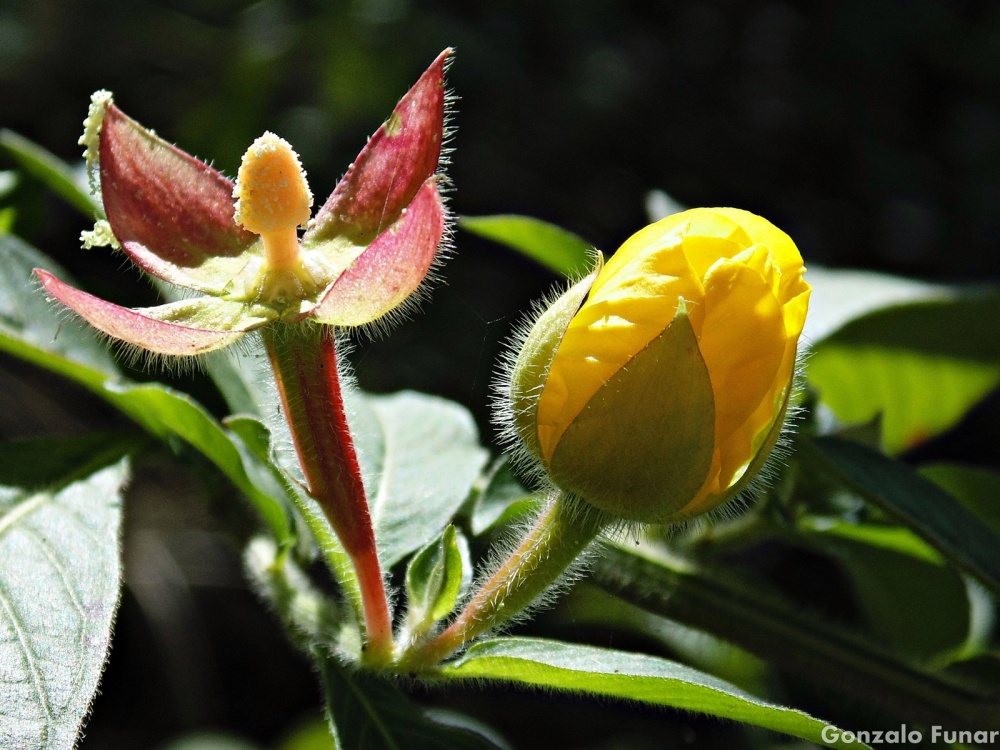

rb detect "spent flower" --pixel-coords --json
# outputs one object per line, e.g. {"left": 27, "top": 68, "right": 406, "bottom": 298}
{"left": 36, "top": 49, "right": 452, "bottom": 356}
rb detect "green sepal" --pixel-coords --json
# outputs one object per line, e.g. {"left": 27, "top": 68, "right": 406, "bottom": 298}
{"left": 510, "top": 266, "right": 600, "bottom": 464}
{"left": 405, "top": 524, "right": 471, "bottom": 636}
{"left": 549, "top": 303, "right": 716, "bottom": 523}
{"left": 141, "top": 295, "right": 276, "bottom": 332}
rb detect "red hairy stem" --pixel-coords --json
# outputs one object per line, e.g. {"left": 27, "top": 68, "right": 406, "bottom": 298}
{"left": 262, "top": 323, "right": 392, "bottom": 664}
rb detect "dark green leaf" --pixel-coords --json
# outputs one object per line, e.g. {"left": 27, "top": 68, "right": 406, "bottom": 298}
{"left": 800, "top": 520, "right": 970, "bottom": 660}
{"left": 921, "top": 463, "right": 1000, "bottom": 535}
{"left": 0, "top": 130, "right": 100, "bottom": 218}
{"left": 807, "top": 291, "right": 1000, "bottom": 453}
{"left": 160, "top": 735, "right": 263, "bottom": 750}
{"left": 0, "top": 452, "right": 128, "bottom": 749}
{"left": 802, "top": 267, "right": 947, "bottom": 344}
{"left": 811, "top": 437, "right": 1000, "bottom": 594}
{"left": 0, "top": 432, "right": 140, "bottom": 489}
{"left": 437, "top": 637, "right": 864, "bottom": 749}
{"left": 460, "top": 214, "right": 594, "bottom": 277}
{"left": 589, "top": 544, "right": 997, "bottom": 727}
{"left": 276, "top": 718, "right": 337, "bottom": 750}
{"left": 320, "top": 651, "right": 503, "bottom": 750}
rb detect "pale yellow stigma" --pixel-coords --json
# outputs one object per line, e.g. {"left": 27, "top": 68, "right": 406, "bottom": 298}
{"left": 234, "top": 132, "right": 315, "bottom": 305}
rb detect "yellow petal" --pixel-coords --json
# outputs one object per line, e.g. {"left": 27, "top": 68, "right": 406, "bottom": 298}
{"left": 694, "top": 256, "right": 786, "bottom": 498}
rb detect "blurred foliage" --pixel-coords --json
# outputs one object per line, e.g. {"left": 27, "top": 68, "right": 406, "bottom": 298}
{"left": 3, "top": 1, "right": 1000, "bottom": 748}
{"left": 4, "top": 0, "right": 1000, "bottom": 445}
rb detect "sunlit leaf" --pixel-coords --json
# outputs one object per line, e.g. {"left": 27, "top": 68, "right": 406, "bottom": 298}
{"left": 350, "top": 392, "right": 488, "bottom": 567}
{"left": 460, "top": 214, "right": 594, "bottom": 277}
{"left": 807, "top": 291, "right": 1000, "bottom": 453}
{"left": 436, "top": 638, "right": 863, "bottom": 749}
{"left": 0, "top": 448, "right": 127, "bottom": 750}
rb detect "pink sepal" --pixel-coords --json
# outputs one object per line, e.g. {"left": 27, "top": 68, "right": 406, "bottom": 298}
{"left": 310, "top": 178, "right": 444, "bottom": 326}
{"left": 35, "top": 269, "right": 245, "bottom": 356}
{"left": 100, "top": 104, "right": 257, "bottom": 294}
{"left": 304, "top": 49, "right": 450, "bottom": 246}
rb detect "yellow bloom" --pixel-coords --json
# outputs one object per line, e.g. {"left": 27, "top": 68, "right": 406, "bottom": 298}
{"left": 510, "top": 207, "right": 811, "bottom": 523}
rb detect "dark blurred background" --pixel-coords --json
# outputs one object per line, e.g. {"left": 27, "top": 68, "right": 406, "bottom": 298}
{"left": 2, "top": 1, "right": 999, "bottom": 748}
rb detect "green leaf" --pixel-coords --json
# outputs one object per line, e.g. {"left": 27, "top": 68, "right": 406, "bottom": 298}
{"left": 0, "top": 130, "right": 100, "bottom": 218}
{"left": 0, "top": 433, "right": 140, "bottom": 489}
{"left": 810, "top": 437, "right": 1000, "bottom": 594}
{"left": 276, "top": 717, "right": 337, "bottom": 750}
{"left": 803, "top": 266, "right": 948, "bottom": 344}
{"left": 0, "top": 236, "right": 293, "bottom": 545}
{"left": 921, "top": 463, "right": 1000, "bottom": 535}
{"left": 468, "top": 458, "right": 537, "bottom": 536}
{"left": 807, "top": 291, "right": 1000, "bottom": 453}
{"left": 320, "top": 651, "right": 503, "bottom": 750}
{"left": 0, "top": 451, "right": 128, "bottom": 750}
{"left": 405, "top": 525, "right": 471, "bottom": 634}
{"left": 0, "top": 170, "right": 18, "bottom": 199}
{"left": 350, "top": 392, "right": 489, "bottom": 567}
{"left": 436, "top": 637, "right": 863, "bottom": 749}
{"left": 800, "top": 520, "right": 970, "bottom": 660}
{"left": 589, "top": 543, "right": 998, "bottom": 727}
{"left": 556, "top": 585, "right": 770, "bottom": 696}
{"left": 0, "top": 207, "right": 16, "bottom": 233}
{"left": 460, "top": 214, "right": 594, "bottom": 277}
{"left": 160, "top": 735, "right": 263, "bottom": 750}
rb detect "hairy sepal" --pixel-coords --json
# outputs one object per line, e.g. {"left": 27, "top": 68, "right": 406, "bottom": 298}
{"left": 98, "top": 100, "right": 259, "bottom": 294}
{"left": 506, "top": 268, "right": 600, "bottom": 467}
{"left": 304, "top": 49, "right": 451, "bottom": 246}
{"left": 35, "top": 269, "right": 255, "bottom": 356}
{"left": 308, "top": 178, "right": 444, "bottom": 327}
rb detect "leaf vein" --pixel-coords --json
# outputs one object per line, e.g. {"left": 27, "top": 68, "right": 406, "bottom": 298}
{"left": 0, "top": 571, "right": 54, "bottom": 739}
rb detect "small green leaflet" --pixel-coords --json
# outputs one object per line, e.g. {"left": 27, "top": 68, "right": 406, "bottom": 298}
{"left": 404, "top": 525, "right": 471, "bottom": 635}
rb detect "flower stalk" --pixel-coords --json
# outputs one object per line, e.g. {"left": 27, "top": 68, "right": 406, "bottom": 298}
{"left": 262, "top": 323, "right": 393, "bottom": 665}
{"left": 399, "top": 493, "right": 606, "bottom": 671}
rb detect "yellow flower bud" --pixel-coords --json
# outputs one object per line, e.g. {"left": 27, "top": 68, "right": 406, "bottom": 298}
{"left": 508, "top": 208, "right": 811, "bottom": 523}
